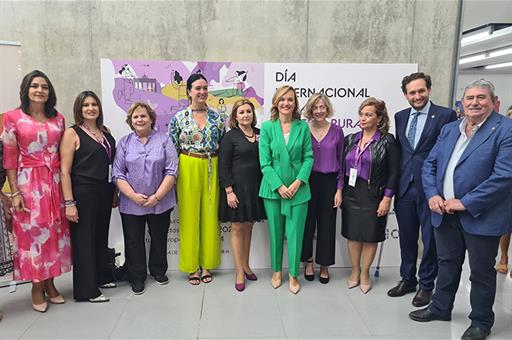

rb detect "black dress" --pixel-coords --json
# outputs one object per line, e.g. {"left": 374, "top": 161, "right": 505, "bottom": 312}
{"left": 218, "top": 128, "right": 266, "bottom": 222}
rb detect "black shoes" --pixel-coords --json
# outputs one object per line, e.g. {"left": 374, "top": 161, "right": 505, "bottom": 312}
{"left": 409, "top": 307, "right": 451, "bottom": 322}
{"left": 412, "top": 289, "right": 432, "bottom": 307}
{"left": 131, "top": 281, "right": 145, "bottom": 295}
{"left": 387, "top": 280, "right": 417, "bottom": 297}
{"left": 304, "top": 260, "right": 314, "bottom": 281}
{"left": 153, "top": 274, "right": 169, "bottom": 285}
{"left": 461, "top": 325, "right": 490, "bottom": 340}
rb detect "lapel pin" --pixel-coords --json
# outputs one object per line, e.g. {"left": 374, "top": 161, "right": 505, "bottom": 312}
{"left": 431, "top": 115, "right": 435, "bottom": 118}
{"left": 492, "top": 127, "right": 495, "bottom": 130}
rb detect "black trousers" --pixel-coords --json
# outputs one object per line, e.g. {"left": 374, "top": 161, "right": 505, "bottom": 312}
{"left": 429, "top": 214, "right": 500, "bottom": 331}
{"left": 121, "top": 209, "right": 171, "bottom": 284}
{"left": 301, "top": 171, "right": 337, "bottom": 266}
{"left": 70, "top": 182, "right": 115, "bottom": 300}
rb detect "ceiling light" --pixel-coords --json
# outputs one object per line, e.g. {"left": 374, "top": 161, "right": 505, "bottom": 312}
{"left": 461, "top": 29, "right": 491, "bottom": 47}
{"left": 459, "top": 54, "right": 486, "bottom": 64}
{"left": 485, "top": 61, "right": 512, "bottom": 69}
{"left": 489, "top": 47, "right": 512, "bottom": 58}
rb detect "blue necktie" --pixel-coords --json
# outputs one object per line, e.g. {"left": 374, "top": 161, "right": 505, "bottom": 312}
{"left": 407, "top": 112, "right": 419, "bottom": 149}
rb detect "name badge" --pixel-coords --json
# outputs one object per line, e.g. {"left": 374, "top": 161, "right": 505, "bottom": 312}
{"left": 108, "top": 164, "right": 112, "bottom": 183}
{"left": 349, "top": 168, "right": 357, "bottom": 187}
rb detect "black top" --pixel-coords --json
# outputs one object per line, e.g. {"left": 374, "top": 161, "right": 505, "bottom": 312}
{"left": 71, "top": 126, "right": 116, "bottom": 185}
{"left": 218, "top": 127, "right": 265, "bottom": 222}
{"left": 219, "top": 128, "right": 261, "bottom": 189}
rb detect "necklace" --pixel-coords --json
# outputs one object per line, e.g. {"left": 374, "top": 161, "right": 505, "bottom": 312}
{"left": 240, "top": 128, "right": 255, "bottom": 138}
{"left": 191, "top": 108, "right": 207, "bottom": 112}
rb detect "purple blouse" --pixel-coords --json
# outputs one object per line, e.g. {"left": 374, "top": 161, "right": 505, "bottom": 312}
{"left": 311, "top": 124, "right": 345, "bottom": 189}
{"left": 113, "top": 130, "right": 178, "bottom": 215}
{"left": 344, "top": 131, "right": 393, "bottom": 198}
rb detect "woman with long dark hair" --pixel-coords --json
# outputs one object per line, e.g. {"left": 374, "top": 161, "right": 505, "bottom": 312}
{"left": 60, "top": 91, "right": 117, "bottom": 302}
{"left": 169, "top": 74, "right": 225, "bottom": 285}
{"left": 2, "top": 70, "right": 71, "bottom": 312}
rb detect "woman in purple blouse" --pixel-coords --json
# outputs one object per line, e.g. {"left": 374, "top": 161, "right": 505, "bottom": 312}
{"left": 342, "top": 97, "right": 399, "bottom": 294}
{"left": 113, "top": 102, "right": 178, "bottom": 295}
{"left": 301, "top": 93, "right": 344, "bottom": 284}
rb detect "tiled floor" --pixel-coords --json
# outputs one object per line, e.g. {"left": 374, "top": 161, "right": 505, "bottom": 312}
{"left": 1, "top": 266, "right": 511, "bottom": 339}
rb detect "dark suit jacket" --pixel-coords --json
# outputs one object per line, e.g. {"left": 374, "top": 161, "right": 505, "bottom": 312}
{"left": 422, "top": 111, "right": 512, "bottom": 236}
{"left": 394, "top": 102, "right": 456, "bottom": 198}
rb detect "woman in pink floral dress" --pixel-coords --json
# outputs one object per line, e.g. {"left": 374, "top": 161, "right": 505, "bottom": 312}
{"left": 2, "top": 70, "right": 71, "bottom": 313}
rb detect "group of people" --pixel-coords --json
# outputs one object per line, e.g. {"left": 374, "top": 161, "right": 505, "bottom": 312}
{"left": 0, "top": 70, "right": 510, "bottom": 340}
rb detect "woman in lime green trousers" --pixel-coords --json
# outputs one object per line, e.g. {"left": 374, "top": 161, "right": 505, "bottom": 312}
{"left": 259, "top": 85, "right": 313, "bottom": 294}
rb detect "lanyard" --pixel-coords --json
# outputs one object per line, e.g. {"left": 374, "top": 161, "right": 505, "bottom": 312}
{"left": 81, "top": 124, "right": 112, "bottom": 162}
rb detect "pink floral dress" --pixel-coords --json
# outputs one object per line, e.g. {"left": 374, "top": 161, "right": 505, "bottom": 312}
{"left": 2, "top": 108, "right": 71, "bottom": 282}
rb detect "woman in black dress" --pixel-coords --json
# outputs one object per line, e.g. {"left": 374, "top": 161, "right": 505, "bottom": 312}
{"left": 342, "top": 97, "right": 399, "bottom": 294}
{"left": 219, "top": 99, "right": 265, "bottom": 292}
{"left": 60, "top": 91, "right": 117, "bottom": 302}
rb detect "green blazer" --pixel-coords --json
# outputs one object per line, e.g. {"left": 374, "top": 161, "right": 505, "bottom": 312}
{"left": 258, "top": 119, "right": 313, "bottom": 217}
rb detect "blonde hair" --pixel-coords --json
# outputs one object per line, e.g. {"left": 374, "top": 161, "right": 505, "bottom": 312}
{"left": 126, "top": 102, "right": 157, "bottom": 130}
{"left": 302, "top": 93, "right": 334, "bottom": 119}
{"left": 358, "top": 97, "right": 390, "bottom": 134}
{"left": 270, "top": 85, "right": 301, "bottom": 121}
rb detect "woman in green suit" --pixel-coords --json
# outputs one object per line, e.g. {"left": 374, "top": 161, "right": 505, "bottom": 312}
{"left": 259, "top": 85, "right": 313, "bottom": 294}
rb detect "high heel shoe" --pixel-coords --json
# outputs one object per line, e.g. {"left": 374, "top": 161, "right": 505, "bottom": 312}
{"left": 32, "top": 301, "right": 48, "bottom": 313}
{"left": 288, "top": 274, "right": 301, "bottom": 294}
{"left": 360, "top": 281, "right": 372, "bottom": 294}
{"left": 235, "top": 282, "right": 246, "bottom": 292}
{"left": 271, "top": 272, "right": 282, "bottom": 289}
{"left": 304, "top": 259, "right": 314, "bottom": 281}
{"left": 48, "top": 295, "right": 65, "bottom": 304}
{"left": 244, "top": 272, "right": 258, "bottom": 281}
{"left": 347, "top": 280, "right": 360, "bottom": 289}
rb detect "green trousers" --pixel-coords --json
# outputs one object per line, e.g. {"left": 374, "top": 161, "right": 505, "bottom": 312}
{"left": 263, "top": 199, "right": 308, "bottom": 277}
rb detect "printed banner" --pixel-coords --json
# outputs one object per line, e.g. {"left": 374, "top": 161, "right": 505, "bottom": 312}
{"left": 101, "top": 59, "right": 417, "bottom": 269}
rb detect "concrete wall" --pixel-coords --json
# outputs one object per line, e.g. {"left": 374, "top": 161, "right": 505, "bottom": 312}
{"left": 1, "top": 0, "right": 461, "bottom": 120}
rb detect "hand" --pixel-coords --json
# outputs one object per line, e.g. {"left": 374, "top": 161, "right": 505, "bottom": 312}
{"left": 227, "top": 192, "right": 239, "bottom": 209}
{"left": 112, "top": 192, "right": 119, "bottom": 208}
{"left": 444, "top": 198, "right": 466, "bottom": 214}
{"left": 277, "top": 185, "right": 292, "bottom": 199}
{"left": 428, "top": 195, "right": 445, "bottom": 215}
{"left": 287, "top": 180, "right": 302, "bottom": 198}
{"left": 131, "top": 193, "right": 148, "bottom": 206}
{"left": 333, "top": 189, "right": 342, "bottom": 208}
{"left": 11, "top": 195, "right": 25, "bottom": 212}
{"left": 143, "top": 194, "right": 159, "bottom": 208}
{"left": 65, "top": 205, "right": 79, "bottom": 223}
{"left": 377, "top": 197, "right": 391, "bottom": 217}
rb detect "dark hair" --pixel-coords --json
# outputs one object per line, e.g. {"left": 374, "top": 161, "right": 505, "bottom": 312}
{"left": 228, "top": 99, "right": 257, "bottom": 129}
{"left": 358, "top": 97, "right": 390, "bottom": 134}
{"left": 19, "top": 70, "right": 57, "bottom": 118}
{"left": 401, "top": 72, "right": 432, "bottom": 94}
{"left": 186, "top": 73, "right": 208, "bottom": 101}
{"left": 270, "top": 85, "right": 301, "bottom": 121}
{"left": 125, "top": 102, "right": 157, "bottom": 130}
{"left": 72, "top": 91, "right": 107, "bottom": 132}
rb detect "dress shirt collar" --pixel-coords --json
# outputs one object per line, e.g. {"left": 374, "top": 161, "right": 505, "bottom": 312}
{"left": 410, "top": 100, "right": 431, "bottom": 116}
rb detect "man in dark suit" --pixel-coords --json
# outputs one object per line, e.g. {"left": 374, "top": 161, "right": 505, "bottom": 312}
{"left": 388, "top": 73, "right": 456, "bottom": 307}
{"left": 410, "top": 79, "right": 512, "bottom": 340}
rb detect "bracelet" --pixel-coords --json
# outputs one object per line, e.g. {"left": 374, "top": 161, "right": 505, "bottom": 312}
{"left": 64, "top": 200, "right": 77, "bottom": 207}
{"left": 10, "top": 191, "right": 21, "bottom": 200}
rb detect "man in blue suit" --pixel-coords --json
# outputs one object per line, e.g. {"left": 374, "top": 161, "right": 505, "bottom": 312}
{"left": 410, "top": 79, "right": 512, "bottom": 340}
{"left": 388, "top": 73, "right": 456, "bottom": 307}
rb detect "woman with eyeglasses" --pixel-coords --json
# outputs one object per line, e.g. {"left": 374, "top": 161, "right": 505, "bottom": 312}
{"left": 342, "top": 97, "right": 399, "bottom": 294}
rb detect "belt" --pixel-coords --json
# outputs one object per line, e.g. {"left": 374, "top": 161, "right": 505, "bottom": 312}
{"left": 181, "top": 150, "right": 218, "bottom": 159}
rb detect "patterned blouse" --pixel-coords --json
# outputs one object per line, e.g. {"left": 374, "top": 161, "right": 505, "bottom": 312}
{"left": 168, "top": 108, "right": 226, "bottom": 153}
